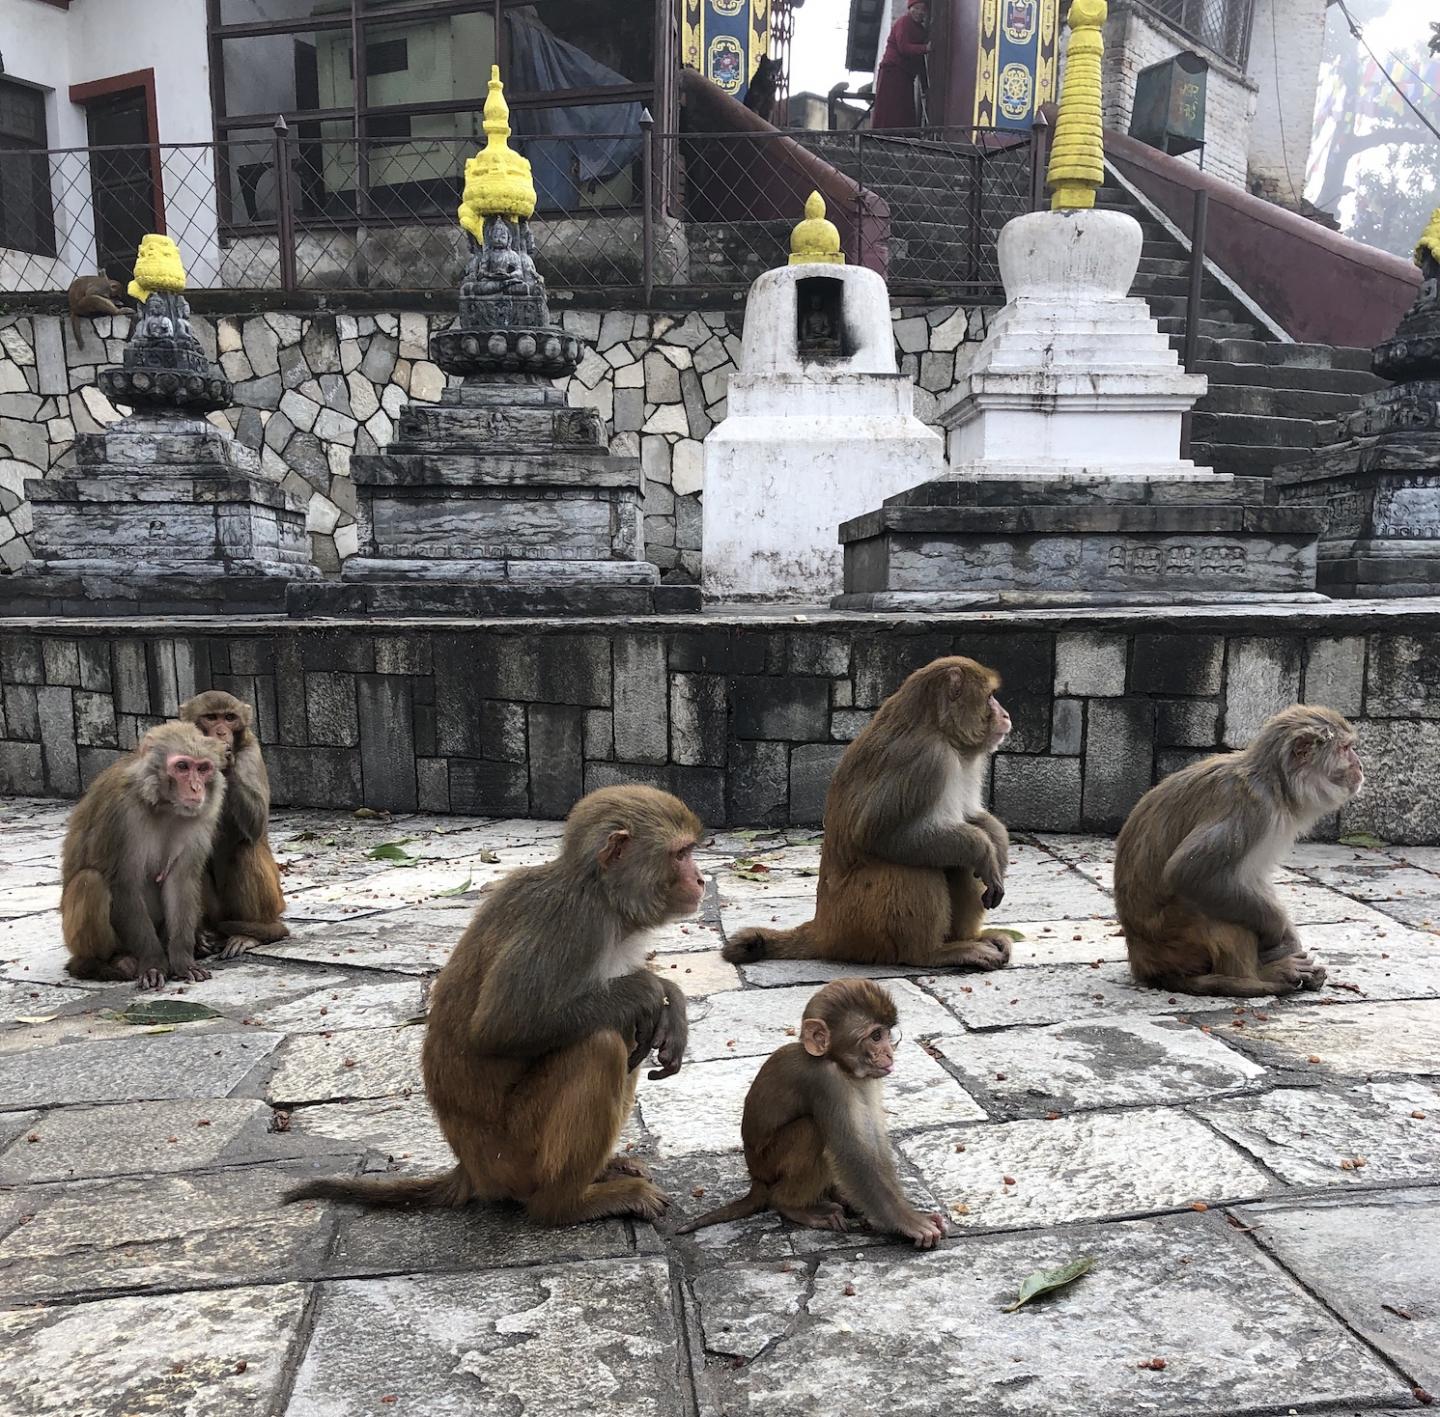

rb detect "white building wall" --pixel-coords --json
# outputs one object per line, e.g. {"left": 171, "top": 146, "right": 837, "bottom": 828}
{"left": 1100, "top": 0, "right": 1258, "bottom": 189}
{"left": 1245, "top": 0, "right": 1327, "bottom": 205}
{"left": 0, "top": 0, "right": 217, "bottom": 288}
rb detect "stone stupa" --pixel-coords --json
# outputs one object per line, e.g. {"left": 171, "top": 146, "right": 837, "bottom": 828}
{"left": 296, "top": 67, "right": 696, "bottom": 615}
{"left": 1276, "top": 207, "right": 1440, "bottom": 597}
{"left": 2, "top": 235, "right": 316, "bottom": 615}
{"left": 834, "top": 0, "right": 1325, "bottom": 609}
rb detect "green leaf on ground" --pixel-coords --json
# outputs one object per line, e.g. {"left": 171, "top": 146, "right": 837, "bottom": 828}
{"left": 732, "top": 858, "right": 772, "bottom": 881}
{"left": 988, "top": 927, "right": 1027, "bottom": 942}
{"left": 477, "top": 850, "right": 501, "bottom": 864}
{"left": 1003, "top": 1255, "right": 1095, "bottom": 1312}
{"left": 1338, "top": 832, "right": 1388, "bottom": 849}
{"left": 368, "top": 841, "right": 417, "bottom": 864}
{"left": 14, "top": 1015, "right": 57, "bottom": 1025}
{"left": 353, "top": 807, "right": 391, "bottom": 821}
{"left": 116, "top": 999, "right": 222, "bottom": 1026}
{"left": 287, "top": 830, "right": 323, "bottom": 844}
{"left": 794, "top": 866, "right": 820, "bottom": 877}
{"left": 436, "top": 873, "right": 474, "bottom": 897}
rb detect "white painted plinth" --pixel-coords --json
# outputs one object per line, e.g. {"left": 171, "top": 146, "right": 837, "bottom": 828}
{"left": 702, "top": 263, "right": 944, "bottom": 602}
{"left": 939, "top": 208, "right": 1210, "bottom": 478}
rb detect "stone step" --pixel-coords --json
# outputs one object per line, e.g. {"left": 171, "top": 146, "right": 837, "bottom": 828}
{"left": 1135, "top": 256, "right": 1192, "bottom": 278}
{"left": 1142, "top": 239, "right": 1186, "bottom": 260}
{"left": 1130, "top": 271, "right": 1192, "bottom": 298}
{"left": 1201, "top": 338, "right": 1375, "bottom": 371}
{"left": 1197, "top": 381, "right": 1369, "bottom": 419}
{"left": 1188, "top": 441, "right": 1314, "bottom": 474}
{"left": 1145, "top": 293, "right": 1245, "bottom": 325}
{"left": 1157, "top": 316, "right": 1257, "bottom": 341}
{"left": 1191, "top": 359, "right": 1387, "bottom": 395}
{"left": 1189, "top": 411, "right": 1320, "bottom": 449}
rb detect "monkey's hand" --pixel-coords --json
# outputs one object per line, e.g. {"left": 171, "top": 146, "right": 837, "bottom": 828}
{"left": 646, "top": 984, "right": 689, "bottom": 1081}
{"left": 978, "top": 845, "right": 1005, "bottom": 912}
{"left": 625, "top": 972, "right": 673, "bottom": 1073}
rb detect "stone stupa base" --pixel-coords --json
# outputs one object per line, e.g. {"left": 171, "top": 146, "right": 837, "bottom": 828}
{"left": 833, "top": 472, "right": 1328, "bottom": 609}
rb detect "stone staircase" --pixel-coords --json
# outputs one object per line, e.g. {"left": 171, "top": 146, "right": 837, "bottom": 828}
{"left": 796, "top": 133, "right": 1388, "bottom": 478}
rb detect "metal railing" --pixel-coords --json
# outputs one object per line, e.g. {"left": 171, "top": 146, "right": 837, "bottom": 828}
{"left": 0, "top": 121, "right": 1046, "bottom": 300}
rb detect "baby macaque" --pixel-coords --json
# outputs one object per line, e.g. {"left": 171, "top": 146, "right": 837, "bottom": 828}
{"left": 677, "top": 979, "right": 947, "bottom": 1248}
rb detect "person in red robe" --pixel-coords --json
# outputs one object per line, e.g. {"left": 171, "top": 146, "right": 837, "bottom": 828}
{"left": 871, "top": 0, "right": 930, "bottom": 130}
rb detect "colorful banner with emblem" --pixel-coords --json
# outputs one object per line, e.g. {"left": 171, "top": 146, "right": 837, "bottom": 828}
{"left": 682, "top": 0, "right": 772, "bottom": 102}
{"left": 973, "top": 0, "right": 1060, "bottom": 129}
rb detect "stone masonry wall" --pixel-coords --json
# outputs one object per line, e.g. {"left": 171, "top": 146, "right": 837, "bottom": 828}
{"left": 1102, "top": 1, "right": 1258, "bottom": 189}
{"left": 1, "top": 608, "right": 1437, "bottom": 843}
{"left": 0, "top": 302, "right": 980, "bottom": 582}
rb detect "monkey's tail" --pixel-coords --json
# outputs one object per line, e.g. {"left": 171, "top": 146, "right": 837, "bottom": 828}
{"left": 721, "top": 921, "right": 816, "bottom": 964}
{"left": 283, "top": 1165, "right": 471, "bottom": 1209}
{"left": 673, "top": 1189, "right": 767, "bottom": 1234}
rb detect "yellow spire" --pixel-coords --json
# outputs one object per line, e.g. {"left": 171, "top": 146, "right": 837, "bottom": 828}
{"left": 788, "top": 191, "right": 844, "bottom": 266}
{"left": 1416, "top": 206, "right": 1440, "bottom": 268}
{"left": 457, "top": 65, "right": 538, "bottom": 241}
{"left": 126, "top": 233, "right": 186, "bottom": 303}
{"left": 1047, "top": 0, "right": 1107, "bottom": 211}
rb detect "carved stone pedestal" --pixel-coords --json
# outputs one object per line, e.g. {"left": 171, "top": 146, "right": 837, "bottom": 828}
{"left": 1276, "top": 234, "right": 1440, "bottom": 598}
{"left": 834, "top": 473, "right": 1326, "bottom": 609}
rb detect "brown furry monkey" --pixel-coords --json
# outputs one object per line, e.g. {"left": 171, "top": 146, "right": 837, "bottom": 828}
{"left": 285, "top": 786, "right": 704, "bottom": 1225}
{"left": 724, "top": 656, "right": 1012, "bottom": 969}
{"left": 1115, "top": 704, "right": 1364, "bottom": 998}
{"left": 180, "top": 690, "right": 288, "bottom": 958}
{"left": 62, "top": 722, "right": 229, "bottom": 989}
{"left": 67, "top": 274, "right": 132, "bottom": 347}
{"left": 677, "top": 979, "right": 947, "bottom": 1247}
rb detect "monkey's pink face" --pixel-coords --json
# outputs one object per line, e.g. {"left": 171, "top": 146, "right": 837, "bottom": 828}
{"left": 667, "top": 839, "right": 706, "bottom": 918}
{"left": 850, "top": 1020, "right": 897, "bottom": 1079}
{"left": 1327, "top": 737, "right": 1364, "bottom": 795}
{"left": 167, "top": 753, "right": 216, "bottom": 812}
{"left": 986, "top": 695, "right": 1011, "bottom": 750}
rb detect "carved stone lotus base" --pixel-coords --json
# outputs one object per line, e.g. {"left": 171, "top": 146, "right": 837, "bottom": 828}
{"left": 97, "top": 364, "right": 232, "bottom": 414}
{"left": 430, "top": 325, "right": 581, "bottom": 380}
{"left": 834, "top": 473, "right": 1326, "bottom": 609}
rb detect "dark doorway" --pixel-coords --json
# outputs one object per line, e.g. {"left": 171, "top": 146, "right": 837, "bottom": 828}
{"left": 84, "top": 89, "right": 159, "bottom": 282}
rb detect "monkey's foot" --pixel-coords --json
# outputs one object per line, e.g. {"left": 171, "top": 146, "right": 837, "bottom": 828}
{"left": 195, "top": 932, "right": 223, "bottom": 959}
{"left": 168, "top": 962, "right": 213, "bottom": 984}
{"left": 135, "top": 967, "right": 167, "bottom": 991}
{"left": 598, "top": 1155, "right": 650, "bottom": 1181}
{"left": 1262, "top": 951, "right": 1326, "bottom": 993}
{"left": 896, "top": 1210, "right": 948, "bottom": 1250}
{"left": 219, "top": 935, "right": 257, "bottom": 960}
{"left": 777, "top": 1202, "right": 848, "bottom": 1233}
{"left": 932, "top": 936, "right": 1010, "bottom": 970}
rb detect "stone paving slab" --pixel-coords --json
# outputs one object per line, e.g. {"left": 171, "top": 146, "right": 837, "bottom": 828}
{"left": 1, "top": 803, "right": 1439, "bottom": 1414}
{"left": 928, "top": 1016, "right": 1267, "bottom": 1116}
{"left": 0, "top": 1027, "right": 284, "bottom": 1109}
{"left": 899, "top": 1107, "right": 1274, "bottom": 1229}
{"left": 1196, "top": 1080, "right": 1440, "bottom": 1186}
{"left": 1237, "top": 1187, "right": 1440, "bottom": 1397}
{"left": 0, "top": 1163, "right": 338, "bottom": 1302}
{"left": 286, "top": 1260, "right": 684, "bottom": 1417}
{"left": 265, "top": 1025, "right": 425, "bottom": 1104}
{"left": 690, "top": 1215, "right": 1412, "bottom": 1417}
{"left": 0, "top": 1096, "right": 319, "bottom": 1183}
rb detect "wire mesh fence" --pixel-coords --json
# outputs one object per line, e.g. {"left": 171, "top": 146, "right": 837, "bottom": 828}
{"left": 1141, "top": 0, "right": 1256, "bottom": 68}
{"left": 0, "top": 123, "right": 1042, "bottom": 300}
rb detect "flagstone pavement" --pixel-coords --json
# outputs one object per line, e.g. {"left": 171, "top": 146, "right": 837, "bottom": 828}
{"left": 1, "top": 796, "right": 1438, "bottom": 1416}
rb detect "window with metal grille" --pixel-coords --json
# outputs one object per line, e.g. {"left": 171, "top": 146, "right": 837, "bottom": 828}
{"left": 1142, "top": 0, "right": 1256, "bottom": 69}
{"left": 0, "top": 78, "right": 57, "bottom": 256}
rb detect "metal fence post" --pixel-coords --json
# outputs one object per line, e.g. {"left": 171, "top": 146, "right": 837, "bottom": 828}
{"left": 640, "top": 108, "right": 655, "bottom": 305}
{"left": 854, "top": 131, "right": 864, "bottom": 267}
{"left": 273, "top": 114, "right": 298, "bottom": 294}
{"left": 1180, "top": 187, "right": 1209, "bottom": 458}
{"left": 1029, "top": 109, "right": 1051, "bottom": 211}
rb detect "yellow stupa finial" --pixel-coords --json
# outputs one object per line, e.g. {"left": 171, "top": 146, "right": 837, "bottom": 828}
{"left": 457, "top": 65, "right": 538, "bottom": 242}
{"left": 788, "top": 191, "right": 844, "bottom": 266}
{"left": 127, "top": 234, "right": 186, "bottom": 303}
{"left": 1047, "top": 0, "right": 1108, "bottom": 211}
{"left": 1416, "top": 207, "right": 1440, "bottom": 268}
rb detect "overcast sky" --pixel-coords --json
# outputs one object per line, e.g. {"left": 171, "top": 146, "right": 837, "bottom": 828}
{"left": 788, "top": 0, "right": 868, "bottom": 97}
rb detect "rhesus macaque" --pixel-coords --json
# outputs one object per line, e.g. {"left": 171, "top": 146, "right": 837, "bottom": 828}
{"left": 724, "top": 656, "right": 1013, "bottom": 969}
{"left": 286, "top": 786, "right": 704, "bottom": 1224}
{"left": 67, "top": 274, "right": 132, "bottom": 346}
{"left": 1115, "top": 704, "right": 1364, "bottom": 998}
{"left": 179, "top": 690, "right": 288, "bottom": 958}
{"left": 677, "top": 979, "right": 947, "bottom": 1248}
{"left": 62, "top": 722, "right": 229, "bottom": 990}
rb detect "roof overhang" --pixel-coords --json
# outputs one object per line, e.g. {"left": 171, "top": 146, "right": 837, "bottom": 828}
{"left": 845, "top": 0, "right": 888, "bottom": 73}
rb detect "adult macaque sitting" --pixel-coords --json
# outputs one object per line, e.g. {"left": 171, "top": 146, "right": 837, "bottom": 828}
{"left": 1116, "top": 704, "right": 1364, "bottom": 997}
{"left": 287, "top": 785, "right": 703, "bottom": 1225}
{"left": 724, "top": 656, "right": 1013, "bottom": 970}
{"left": 62, "top": 722, "right": 229, "bottom": 989}
{"left": 180, "top": 690, "right": 288, "bottom": 958}
{"left": 678, "top": 979, "right": 947, "bottom": 1248}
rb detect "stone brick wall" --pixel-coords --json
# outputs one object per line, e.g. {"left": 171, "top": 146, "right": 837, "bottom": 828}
{"left": 1, "top": 608, "right": 1436, "bottom": 842}
{"left": 1245, "top": 0, "right": 1327, "bottom": 206}
{"left": 0, "top": 301, "right": 983, "bottom": 582}
{"left": 1101, "top": 1, "right": 1258, "bottom": 189}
